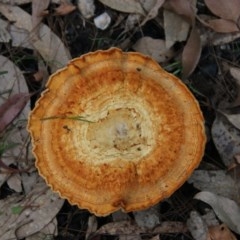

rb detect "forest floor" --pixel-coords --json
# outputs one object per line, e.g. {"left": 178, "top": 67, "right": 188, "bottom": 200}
{"left": 1, "top": 0, "right": 240, "bottom": 240}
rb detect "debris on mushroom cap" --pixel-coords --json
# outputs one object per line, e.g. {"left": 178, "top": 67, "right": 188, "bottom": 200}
{"left": 27, "top": 48, "right": 206, "bottom": 216}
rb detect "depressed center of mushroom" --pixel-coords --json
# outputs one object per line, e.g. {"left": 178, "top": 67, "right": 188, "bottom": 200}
{"left": 86, "top": 108, "right": 154, "bottom": 160}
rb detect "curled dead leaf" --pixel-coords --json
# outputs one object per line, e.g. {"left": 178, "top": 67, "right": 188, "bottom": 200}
{"left": 181, "top": 27, "right": 202, "bottom": 78}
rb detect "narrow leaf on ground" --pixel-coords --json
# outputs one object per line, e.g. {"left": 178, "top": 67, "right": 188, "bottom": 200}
{"left": 181, "top": 27, "right": 202, "bottom": 78}
{"left": 0, "top": 93, "right": 31, "bottom": 133}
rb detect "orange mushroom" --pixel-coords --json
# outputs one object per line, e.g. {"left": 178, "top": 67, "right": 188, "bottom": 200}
{"left": 28, "top": 48, "right": 206, "bottom": 216}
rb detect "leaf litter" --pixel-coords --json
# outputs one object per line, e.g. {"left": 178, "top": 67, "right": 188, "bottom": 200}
{"left": 1, "top": 0, "right": 240, "bottom": 239}
{"left": 0, "top": 179, "right": 64, "bottom": 240}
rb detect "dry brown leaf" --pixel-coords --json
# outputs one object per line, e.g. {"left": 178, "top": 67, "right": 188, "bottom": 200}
{"left": 31, "top": 0, "right": 50, "bottom": 37}
{"left": 210, "top": 32, "right": 240, "bottom": 46}
{"left": 188, "top": 170, "right": 239, "bottom": 201}
{"left": 133, "top": 37, "right": 174, "bottom": 62}
{"left": 0, "top": 93, "right": 31, "bottom": 133}
{"left": 0, "top": 4, "right": 71, "bottom": 72}
{"left": 140, "top": 0, "right": 158, "bottom": 11}
{"left": 21, "top": 171, "right": 39, "bottom": 194}
{"left": 0, "top": 19, "right": 11, "bottom": 42}
{"left": 207, "top": 19, "right": 239, "bottom": 33}
{"left": 229, "top": 67, "right": 240, "bottom": 106}
{"left": 95, "top": 220, "right": 187, "bottom": 236}
{"left": 164, "top": 0, "right": 196, "bottom": 24}
{"left": 140, "top": 0, "right": 165, "bottom": 26}
{"left": 9, "top": 24, "right": 34, "bottom": 49}
{"left": 96, "top": 220, "right": 144, "bottom": 235}
{"left": 234, "top": 154, "right": 240, "bottom": 164}
{"left": 124, "top": 13, "right": 142, "bottom": 32}
{"left": 194, "top": 191, "right": 240, "bottom": 234}
{"left": 204, "top": 0, "right": 240, "bottom": 22}
{"left": 25, "top": 218, "right": 58, "bottom": 239}
{"left": 0, "top": 181, "right": 64, "bottom": 240}
{"left": 0, "top": 54, "right": 31, "bottom": 188}
{"left": 33, "top": 70, "right": 44, "bottom": 82}
{"left": 77, "top": 0, "right": 95, "bottom": 19}
{"left": 7, "top": 174, "right": 22, "bottom": 193}
{"left": 98, "top": 0, "right": 145, "bottom": 15}
{"left": 187, "top": 211, "right": 209, "bottom": 240}
{"left": 198, "top": 15, "right": 240, "bottom": 45}
{"left": 152, "top": 221, "right": 187, "bottom": 234}
{"left": 208, "top": 224, "right": 237, "bottom": 240}
{"left": 221, "top": 110, "right": 240, "bottom": 131}
{"left": 54, "top": 2, "right": 76, "bottom": 16}
{"left": 181, "top": 27, "right": 202, "bottom": 78}
{"left": 212, "top": 114, "right": 240, "bottom": 166}
{"left": 164, "top": 9, "right": 190, "bottom": 48}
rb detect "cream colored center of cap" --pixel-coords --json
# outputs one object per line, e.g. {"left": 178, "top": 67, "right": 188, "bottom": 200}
{"left": 85, "top": 108, "right": 154, "bottom": 161}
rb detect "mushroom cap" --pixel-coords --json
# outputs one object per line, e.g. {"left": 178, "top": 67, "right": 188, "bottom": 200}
{"left": 28, "top": 48, "right": 206, "bottom": 216}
